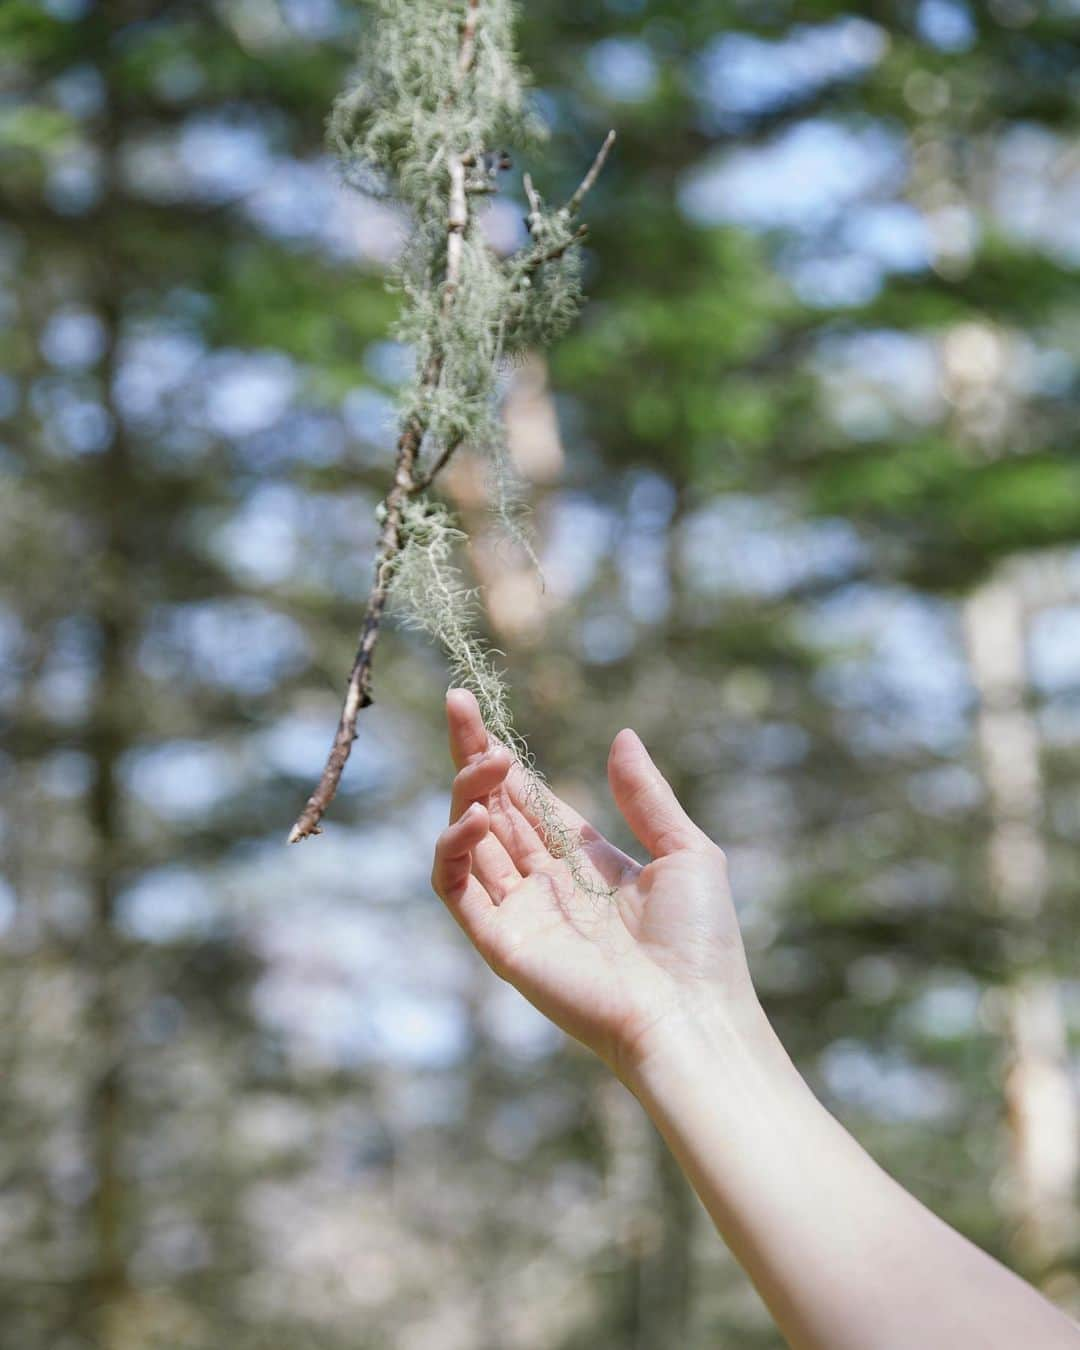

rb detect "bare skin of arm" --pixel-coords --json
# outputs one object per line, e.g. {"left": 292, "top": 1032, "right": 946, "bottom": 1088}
{"left": 430, "top": 688, "right": 1079, "bottom": 1350}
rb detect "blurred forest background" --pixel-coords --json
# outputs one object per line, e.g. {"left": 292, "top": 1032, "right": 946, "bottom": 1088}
{"left": 2, "top": 0, "right": 1080, "bottom": 1346}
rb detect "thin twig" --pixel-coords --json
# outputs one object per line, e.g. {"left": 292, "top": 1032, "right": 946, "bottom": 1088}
{"left": 564, "top": 129, "right": 615, "bottom": 217}
{"left": 456, "top": 0, "right": 480, "bottom": 82}
{"left": 522, "top": 171, "right": 542, "bottom": 235}
{"left": 410, "top": 434, "right": 465, "bottom": 495}
{"left": 526, "top": 223, "right": 588, "bottom": 271}
{"left": 290, "top": 38, "right": 615, "bottom": 844}
{"left": 288, "top": 6, "right": 481, "bottom": 845}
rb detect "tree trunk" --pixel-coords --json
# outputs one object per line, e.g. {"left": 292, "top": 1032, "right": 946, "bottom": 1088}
{"left": 963, "top": 573, "right": 1078, "bottom": 1273}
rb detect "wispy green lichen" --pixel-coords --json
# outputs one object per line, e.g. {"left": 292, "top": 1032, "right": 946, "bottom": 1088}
{"left": 393, "top": 500, "right": 610, "bottom": 896}
{"left": 293, "top": 1, "right": 611, "bottom": 858}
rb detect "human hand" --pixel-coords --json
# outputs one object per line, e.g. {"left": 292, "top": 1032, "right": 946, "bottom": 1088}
{"left": 430, "top": 689, "right": 760, "bottom": 1083}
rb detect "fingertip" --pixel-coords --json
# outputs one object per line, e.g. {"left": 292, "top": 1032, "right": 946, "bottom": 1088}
{"left": 609, "top": 727, "right": 644, "bottom": 766}
{"left": 463, "top": 800, "right": 489, "bottom": 830}
{"left": 446, "top": 686, "right": 477, "bottom": 714}
{"left": 486, "top": 744, "right": 513, "bottom": 773}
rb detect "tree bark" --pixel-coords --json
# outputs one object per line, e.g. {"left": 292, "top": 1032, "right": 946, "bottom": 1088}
{"left": 963, "top": 572, "right": 1078, "bottom": 1273}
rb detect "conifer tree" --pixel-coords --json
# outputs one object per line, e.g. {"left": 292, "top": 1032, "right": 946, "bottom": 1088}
{"left": 288, "top": 0, "right": 613, "bottom": 851}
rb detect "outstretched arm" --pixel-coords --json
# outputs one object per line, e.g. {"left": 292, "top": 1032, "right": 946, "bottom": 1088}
{"left": 430, "top": 689, "right": 1078, "bottom": 1350}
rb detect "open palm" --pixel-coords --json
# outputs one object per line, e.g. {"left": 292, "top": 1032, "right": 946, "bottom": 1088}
{"left": 431, "top": 690, "right": 754, "bottom": 1079}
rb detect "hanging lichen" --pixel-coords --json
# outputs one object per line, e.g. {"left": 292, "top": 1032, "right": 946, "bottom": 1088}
{"left": 289, "top": 0, "right": 613, "bottom": 880}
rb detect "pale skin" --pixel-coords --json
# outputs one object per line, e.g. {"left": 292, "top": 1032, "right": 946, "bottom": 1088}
{"left": 431, "top": 688, "right": 1079, "bottom": 1350}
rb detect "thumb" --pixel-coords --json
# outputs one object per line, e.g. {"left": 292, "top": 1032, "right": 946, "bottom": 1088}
{"left": 607, "top": 728, "right": 709, "bottom": 859}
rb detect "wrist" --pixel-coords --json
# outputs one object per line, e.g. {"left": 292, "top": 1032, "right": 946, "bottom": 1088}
{"left": 618, "top": 990, "right": 792, "bottom": 1105}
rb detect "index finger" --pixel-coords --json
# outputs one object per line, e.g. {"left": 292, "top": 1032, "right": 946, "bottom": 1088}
{"left": 447, "top": 685, "right": 598, "bottom": 835}
{"left": 446, "top": 687, "right": 491, "bottom": 768}
{"left": 445, "top": 688, "right": 640, "bottom": 887}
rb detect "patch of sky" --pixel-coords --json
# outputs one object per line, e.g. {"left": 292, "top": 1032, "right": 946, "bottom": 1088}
{"left": 784, "top": 252, "right": 884, "bottom": 307}
{"left": 618, "top": 533, "right": 669, "bottom": 625}
{"left": 220, "top": 143, "right": 409, "bottom": 264}
{"left": 343, "top": 386, "right": 397, "bottom": 447}
{"left": 480, "top": 980, "right": 562, "bottom": 1062}
{"left": 678, "top": 495, "right": 867, "bottom": 601}
{"left": 33, "top": 618, "right": 96, "bottom": 723}
{"left": 248, "top": 153, "right": 400, "bottom": 260}
{"left": 250, "top": 908, "right": 473, "bottom": 1070}
{"left": 538, "top": 494, "right": 615, "bottom": 600}
{"left": 369, "top": 992, "right": 469, "bottom": 1070}
{"left": 235, "top": 410, "right": 347, "bottom": 474}
{"left": 1029, "top": 605, "right": 1080, "bottom": 696}
{"left": 119, "top": 115, "right": 273, "bottom": 206}
{"left": 139, "top": 599, "right": 309, "bottom": 696}
{"left": 906, "top": 763, "right": 982, "bottom": 815}
{"left": 246, "top": 157, "right": 342, "bottom": 240}
{"left": 200, "top": 350, "right": 297, "bottom": 438}
{"left": 123, "top": 739, "right": 241, "bottom": 822}
{"left": 253, "top": 972, "right": 370, "bottom": 1070}
{"left": 478, "top": 196, "right": 528, "bottom": 256}
{"left": 30, "top": 377, "right": 114, "bottom": 456}
{"left": 783, "top": 198, "right": 932, "bottom": 305}
{"left": 38, "top": 749, "right": 94, "bottom": 801}
{"left": 992, "top": 124, "right": 1080, "bottom": 266}
{"left": 616, "top": 472, "right": 676, "bottom": 624}
{"left": 586, "top": 37, "right": 658, "bottom": 103}
{"left": 917, "top": 0, "right": 976, "bottom": 51}
{"left": 679, "top": 118, "right": 904, "bottom": 233}
{"left": 1028, "top": 348, "right": 1076, "bottom": 399}
{"left": 253, "top": 904, "right": 468, "bottom": 1034}
{"left": 281, "top": 0, "right": 343, "bottom": 40}
{"left": 695, "top": 18, "right": 887, "bottom": 126}
{"left": 813, "top": 329, "right": 944, "bottom": 435}
{"left": 46, "top": 144, "right": 104, "bottom": 214}
{"left": 326, "top": 190, "right": 408, "bottom": 265}
{"left": 801, "top": 585, "right": 969, "bottom": 754}
{"left": 578, "top": 611, "right": 636, "bottom": 665}
{"left": 40, "top": 307, "right": 106, "bottom": 371}
{"left": 49, "top": 64, "right": 105, "bottom": 120}
{"left": 215, "top": 483, "right": 302, "bottom": 587}
{"left": 117, "top": 866, "right": 223, "bottom": 942}
{"left": 844, "top": 203, "right": 931, "bottom": 273}
{"left": 114, "top": 329, "right": 205, "bottom": 423}
{"left": 820, "top": 1038, "right": 959, "bottom": 1122}
{"left": 219, "top": 482, "right": 377, "bottom": 592}
{"left": 179, "top": 115, "right": 275, "bottom": 203}
{"left": 258, "top": 717, "right": 396, "bottom": 797}
{"left": 901, "top": 976, "right": 982, "bottom": 1040}
{"left": 364, "top": 340, "right": 413, "bottom": 387}
{"left": 152, "top": 54, "right": 206, "bottom": 104}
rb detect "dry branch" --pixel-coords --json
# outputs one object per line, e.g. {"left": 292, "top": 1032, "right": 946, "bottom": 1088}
{"left": 289, "top": 3, "right": 613, "bottom": 843}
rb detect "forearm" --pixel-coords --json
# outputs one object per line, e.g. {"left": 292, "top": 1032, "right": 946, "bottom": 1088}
{"left": 627, "top": 1000, "right": 1079, "bottom": 1350}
